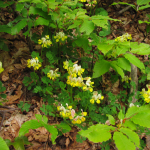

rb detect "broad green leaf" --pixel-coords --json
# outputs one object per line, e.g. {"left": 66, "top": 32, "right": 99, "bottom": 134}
{"left": 137, "top": 0, "right": 150, "bottom": 5}
{"left": 119, "top": 128, "right": 140, "bottom": 148}
{"left": 138, "top": 4, "right": 150, "bottom": 10}
{"left": 125, "top": 106, "right": 139, "bottom": 118}
{"left": 0, "top": 25, "right": 11, "bottom": 34}
{"left": 68, "top": 20, "right": 82, "bottom": 29}
{"left": 110, "top": 61, "right": 124, "bottom": 78}
{"left": 44, "top": 124, "right": 58, "bottom": 144}
{"left": 16, "top": 3, "right": 24, "bottom": 12}
{"left": 74, "top": 37, "right": 89, "bottom": 51}
{"left": 0, "top": 1, "right": 14, "bottom": 8}
{"left": 0, "top": 137, "right": 9, "bottom": 150}
{"left": 124, "top": 53, "right": 145, "bottom": 73}
{"left": 92, "top": 60, "right": 110, "bottom": 78}
{"left": 117, "top": 58, "right": 131, "bottom": 72}
{"left": 13, "top": 136, "right": 29, "bottom": 150}
{"left": 56, "top": 122, "right": 71, "bottom": 132}
{"left": 80, "top": 20, "right": 95, "bottom": 35}
{"left": 130, "top": 42, "right": 150, "bottom": 55}
{"left": 147, "top": 72, "right": 150, "bottom": 80}
{"left": 123, "top": 120, "right": 137, "bottom": 130}
{"left": 11, "top": 19, "right": 27, "bottom": 35}
{"left": 106, "top": 114, "right": 115, "bottom": 125}
{"left": 118, "top": 110, "right": 124, "bottom": 120}
{"left": 116, "top": 46, "right": 128, "bottom": 55}
{"left": 92, "top": 19, "right": 108, "bottom": 29}
{"left": 29, "top": 6, "right": 48, "bottom": 18}
{"left": 113, "top": 131, "right": 136, "bottom": 150}
{"left": 111, "top": 2, "right": 136, "bottom": 9}
{"left": 79, "top": 124, "right": 115, "bottom": 143}
{"left": 131, "top": 112, "right": 150, "bottom": 128}
{"left": 99, "top": 21, "right": 111, "bottom": 36}
{"left": 35, "top": 17, "right": 49, "bottom": 26}
{"left": 97, "top": 43, "right": 113, "bottom": 55}
{"left": 19, "top": 120, "right": 42, "bottom": 136}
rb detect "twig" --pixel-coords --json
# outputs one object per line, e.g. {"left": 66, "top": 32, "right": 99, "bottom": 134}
{"left": 118, "top": 5, "right": 132, "bottom": 15}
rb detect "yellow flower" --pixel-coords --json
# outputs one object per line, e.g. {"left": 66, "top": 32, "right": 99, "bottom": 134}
{"left": 96, "top": 99, "right": 100, "bottom": 104}
{"left": 81, "top": 117, "right": 86, "bottom": 122}
{"left": 47, "top": 68, "right": 60, "bottom": 80}
{"left": 90, "top": 99, "right": 95, "bottom": 104}
{"left": 27, "top": 57, "right": 41, "bottom": 70}
{"left": 0, "top": 62, "right": 4, "bottom": 73}
{"left": 38, "top": 35, "right": 52, "bottom": 47}
{"left": 55, "top": 32, "right": 67, "bottom": 43}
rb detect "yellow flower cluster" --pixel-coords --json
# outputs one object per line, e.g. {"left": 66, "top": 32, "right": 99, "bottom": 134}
{"left": 0, "top": 62, "right": 4, "bottom": 73}
{"left": 63, "top": 60, "right": 94, "bottom": 92}
{"left": 27, "top": 57, "right": 42, "bottom": 70}
{"left": 47, "top": 68, "right": 60, "bottom": 80}
{"left": 122, "top": 75, "right": 131, "bottom": 83}
{"left": 54, "top": 32, "right": 67, "bottom": 42}
{"left": 115, "top": 33, "right": 132, "bottom": 42}
{"left": 141, "top": 85, "right": 150, "bottom": 103}
{"left": 90, "top": 91, "right": 104, "bottom": 104}
{"left": 38, "top": 35, "right": 52, "bottom": 48}
{"left": 79, "top": 0, "right": 86, "bottom": 2}
{"left": 57, "top": 104, "right": 87, "bottom": 124}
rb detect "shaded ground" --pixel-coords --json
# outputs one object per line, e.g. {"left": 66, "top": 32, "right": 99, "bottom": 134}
{"left": 0, "top": 0, "right": 150, "bottom": 149}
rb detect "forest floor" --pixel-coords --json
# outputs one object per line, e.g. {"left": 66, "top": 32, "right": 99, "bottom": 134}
{"left": 0, "top": 0, "right": 150, "bottom": 150}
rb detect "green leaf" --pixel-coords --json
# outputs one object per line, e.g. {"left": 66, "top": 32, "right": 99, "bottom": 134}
{"left": 117, "top": 58, "right": 131, "bottom": 72}
{"left": 119, "top": 128, "right": 140, "bottom": 148}
{"left": 11, "top": 19, "right": 27, "bottom": 35}
{"left": 131, "top": 112, "right": 150, "bottom": 128}
{"left": 80, "top": 20, "right": 95, "bottom": 35}
{"left": 35, "top": 17, "right": 49, "bottom": 26}
{"left": 113, "top": 131, "right": 136, "bottom": 150}
{"left": 0, "top": 137, "right": 9, "bottom": 150}
{"left": 0, "top": 94, "right": 6, "bottom": 99}
{"left": 110, "top": 61, "right": 124, "bottom": 78}
{"left": 118, "top": 110, "right": 124, "bottom": 120}
{"left": 56, "top": 122, "right": 71, "bottom": 133}
{"left": 92, "top": 60, "right": 110, "bottom": 78}
{"left": 124, "top": 53, "right": 145, "bottom": 73}
{"left": 97, "top": 43, "right": 113, "bottom": 55}
{"left": 130, "top": 42, "right": 150, "bottom": 55}
{"left": 16, "top": 3, "right": 24, "bottom": 12}
{"left": 68, "top": 20, "right": 82, "bottom": 29}
{"left": 137, "top": 0, "right": 150, "bottom": 5}
{"left": 99, "top": 21, "right": 111, "bottom": 36}
{"left": 74, "top": 37, "right": 89, "bottom": 51}
{"left": 59, "top": 81, "right": 66, "bottom": 90}
{"left": 19, "top": 120, "right": 42, "bottom": 136}
{"left": 106, "top": 114, "right": 115, "bottom": 125}
{"left": 76, "top": 134, "right": 86, "bottom": 143}
{"left": 44, "top": 124, "right": 58, "bottom": 144}
{"left": 123, "top": 120, "right": 137, "bottom": 130}
{"left": 78, "top": 124, "right": 115, "bottom": 143}
{"left": 125, "top": 106, "right": 139, "bottom": 118}
{"left": 147, "top": 72, "right": 150, "bottom": 80}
